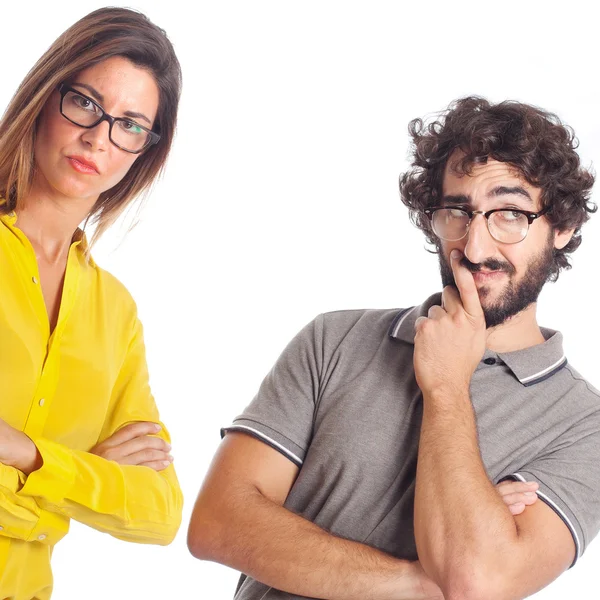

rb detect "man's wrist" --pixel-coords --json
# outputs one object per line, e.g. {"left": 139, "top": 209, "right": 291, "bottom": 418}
{"left": 365, "top": 556, "right": 443, "bottom": 600}
{"left": 423, "top": 382, "right": 470, "bottom": 404}
{"left": 405, "top": 560, "right": 444, "bottom": 600}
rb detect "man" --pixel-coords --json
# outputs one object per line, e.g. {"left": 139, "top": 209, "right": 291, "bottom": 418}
{"left": 187, "top": 97, "right": 599, "bottom": 600}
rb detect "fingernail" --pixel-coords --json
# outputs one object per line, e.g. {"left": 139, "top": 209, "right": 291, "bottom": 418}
{"left": 162, "top": 460, "right": 171, "bottom": 467}
{"left": 168, "top": 454, "right": 174, "bottom": 461}
{"left": 527, "top": 482, "right": 539, "bottom": 487}
{"left": 525, "top": 491, "right": 536, "bottom": 496}
{"left": 153, "top": 424, "right": 162, "bottom": 432}
{"left": 451, "top": 249, "right": 461, "bottom": 259}
{"left": 165, "top": 443, "right": 172, "bottom": 451}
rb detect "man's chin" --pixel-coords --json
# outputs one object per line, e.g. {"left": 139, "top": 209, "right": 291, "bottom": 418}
{"left": 478, "top": 288, "right": 516, "bottom": 329}
{"left": 475, "top": 282, "right": 504, "bottom": 302}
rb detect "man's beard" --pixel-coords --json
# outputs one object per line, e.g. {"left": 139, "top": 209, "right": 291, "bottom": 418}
{"left": 438, "top": 234, "right": 555, "bottom": 329}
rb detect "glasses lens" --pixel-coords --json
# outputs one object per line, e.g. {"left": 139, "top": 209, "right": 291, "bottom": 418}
{"left": 62, "top": 90, "right": 151, "bottom": 153}
{"left": 62, "top": 90, "right": 103, "bottom": 127}
{"left": 488, "top": 211, "right": 529, "bottom": 243}
{"left": 432, "top": 208, "right": 470, "bottom": 241}
{"left": 111, "top": 120, "right": 151, "bottom": 153}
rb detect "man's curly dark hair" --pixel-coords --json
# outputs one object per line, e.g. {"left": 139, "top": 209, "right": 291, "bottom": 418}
{"left": 399, "top": 96, "right": 596, "bottom": 281}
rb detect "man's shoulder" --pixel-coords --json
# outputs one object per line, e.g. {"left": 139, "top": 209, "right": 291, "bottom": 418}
{"left": 307, "top": 307, "right": 416, "bottom": 356}
{"left": 317, "top": 307, "right": 407, "bottom": 336}
{"left": 560, "top": 362, "right": 600, "bottom": 404}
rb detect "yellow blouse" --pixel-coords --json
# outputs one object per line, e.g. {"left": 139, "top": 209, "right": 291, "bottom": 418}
{"left": 0, "top": 211, "right": 182, "bottom": 600}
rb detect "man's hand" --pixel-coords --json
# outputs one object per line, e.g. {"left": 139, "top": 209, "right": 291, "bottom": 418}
{"left": 90, "top": 422, "right": 173, "bottom": 471}
{"left": 496, "top": 479, "right": 539, "bottom": 515}
{"left": 0, "top": 417, "right": 42, "bottom": 475}
{"left": 414, "top": 249, "right": 487, "bottom": 396}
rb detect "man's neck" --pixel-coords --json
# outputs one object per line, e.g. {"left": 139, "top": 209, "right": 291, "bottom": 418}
{"left": 484, "top": 303, "right": 545, "bottom": 353}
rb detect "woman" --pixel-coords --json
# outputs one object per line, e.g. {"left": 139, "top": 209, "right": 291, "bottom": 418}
{"left": 0, "top": 8, "right": 183, "bottom": 599}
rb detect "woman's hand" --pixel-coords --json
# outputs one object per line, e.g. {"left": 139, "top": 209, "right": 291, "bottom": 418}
{"left": 496, "top": 479, "right": 539, "bottom": 515}
{"left": 0, "top": 417, "right": 42, "bottom": 475}
{"left": 90, "top": 421, "right": 173, "bottom": 471}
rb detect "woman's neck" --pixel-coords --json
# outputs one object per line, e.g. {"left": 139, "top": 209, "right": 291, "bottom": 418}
{"left": 16, "top": 182, "right": 97, "bottom": 264}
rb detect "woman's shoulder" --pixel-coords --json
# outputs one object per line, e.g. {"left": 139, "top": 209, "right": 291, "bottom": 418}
{"left": 88, "top": 261, "right": 139, "bottom": 316}
{"left": 95, "top": 265, "right": 132, "bottom": 295}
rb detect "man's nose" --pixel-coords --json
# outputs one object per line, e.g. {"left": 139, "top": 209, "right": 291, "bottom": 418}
{"left": 463, "top": 214, "right": 497, "bottom": 265}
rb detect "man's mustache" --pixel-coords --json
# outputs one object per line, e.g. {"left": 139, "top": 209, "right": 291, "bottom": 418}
{"left": 460, "top": 257, "right": 516, "bottom": 276}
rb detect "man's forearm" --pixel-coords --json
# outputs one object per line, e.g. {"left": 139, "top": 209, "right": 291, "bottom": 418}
{"left": 189, "top": 483, "right": 443, "bottom": 600}
{"left": 414, "top": 388, "right": 519, "bottom": 597}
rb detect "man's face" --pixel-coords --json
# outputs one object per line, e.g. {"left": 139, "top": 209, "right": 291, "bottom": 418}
{"left": 437, "top": 154, "right": 572, "bottom": 329}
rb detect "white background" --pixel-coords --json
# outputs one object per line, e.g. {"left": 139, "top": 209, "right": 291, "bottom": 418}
{"left": 2, "top": 1, "right": 600, "bottom": 598}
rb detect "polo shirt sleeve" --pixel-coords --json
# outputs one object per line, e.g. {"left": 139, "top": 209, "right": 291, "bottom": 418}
{"left": 222, "top": 315, "right": 324, "bottom": 467}
{"left": 500, "top": 416, "right": 600, "bottom": 567}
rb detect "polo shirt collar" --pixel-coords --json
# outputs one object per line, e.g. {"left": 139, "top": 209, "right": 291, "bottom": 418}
{"left": 388, "top": 292, "right": 567, "bottom": 387}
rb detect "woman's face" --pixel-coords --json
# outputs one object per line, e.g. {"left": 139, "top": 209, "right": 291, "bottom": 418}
{"left": 33, "top": 56, "right": 160, "bottom": 205}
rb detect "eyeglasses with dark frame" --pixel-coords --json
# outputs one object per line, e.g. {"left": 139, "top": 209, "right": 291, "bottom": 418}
{"left": 423, "top": 205, "right": 550, "bottom": 244}
{"left": 57, "top": 83, "right": 160, "bottom": 154}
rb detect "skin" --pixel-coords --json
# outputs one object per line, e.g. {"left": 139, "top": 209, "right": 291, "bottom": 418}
{"left": 188, "top": 432, "right": 539, "bottom": 600}
{"left": 0, "top": 56, "right": 172, "bottom": 476}
{"left": 189, "top": 432, "right": 445, "bottom": 600}
{"left": 436, "top": 154, "right": 573, "bottom": 353}
{"left": 188, "top": 157, "right": 569, "bottom": 599}
{"left": 412, "top": 158, "right": 578, "bottom": 600}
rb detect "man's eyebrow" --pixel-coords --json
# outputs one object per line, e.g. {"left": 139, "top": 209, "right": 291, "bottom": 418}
{"left": 441, "top": 194, "right": 470, "bottom": 205}
{"left": 441, "top": 187, "right": 532, "bottom": 207}
{"left": 71, "top": 82, "right": 152, "bottom": 125}
{"left": 488, "top": 185, "right": 532, "bottom": 203}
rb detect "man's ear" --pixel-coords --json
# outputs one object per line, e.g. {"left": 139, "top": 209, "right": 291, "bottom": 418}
{"left": 554, "top": 228, "right": 576, "bottom": 250}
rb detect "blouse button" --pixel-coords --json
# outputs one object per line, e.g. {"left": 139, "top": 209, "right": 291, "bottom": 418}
{"left": 39, "top": 398, "right": 45, "bottom": 407}
{"left": 32, "top": 276, "right": 38, "bottom": 284}
{"left": 38, "top": 534, "right": 47, "bottom": 541}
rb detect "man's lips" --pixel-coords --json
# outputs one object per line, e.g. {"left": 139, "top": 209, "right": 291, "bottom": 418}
{"left": 471, "top": 270, "right": 506, "bottom": 283}
{"left": 67, "top": 156, "right": 99, "bottom": 174}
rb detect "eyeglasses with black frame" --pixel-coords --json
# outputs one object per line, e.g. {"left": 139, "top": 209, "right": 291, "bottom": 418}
{"left": 57, "top": 83, "right": 160, "bottom": 154}
{"left": 423, "top": 205, "right": 550, "bottom": 244}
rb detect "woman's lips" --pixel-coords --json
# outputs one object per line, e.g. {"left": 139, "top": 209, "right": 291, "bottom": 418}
{"left": 67, "top": 157, "right": 99, "bottom": 174}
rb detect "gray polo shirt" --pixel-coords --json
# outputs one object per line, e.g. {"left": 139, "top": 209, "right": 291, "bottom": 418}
{"left": 223, "top": 293, "right": 600, "bottom": 600}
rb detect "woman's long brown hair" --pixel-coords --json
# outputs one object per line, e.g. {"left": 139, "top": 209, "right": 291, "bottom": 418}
{"left": 0, "top": 7, "right": 182, "bottom": 246}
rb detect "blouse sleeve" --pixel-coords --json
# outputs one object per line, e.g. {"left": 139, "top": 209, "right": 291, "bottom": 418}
{"left": 0, "top": 463, "right": 70, "bottom": 545}
{"left": 16, "top": 317, "right": 183, "bottom": 545}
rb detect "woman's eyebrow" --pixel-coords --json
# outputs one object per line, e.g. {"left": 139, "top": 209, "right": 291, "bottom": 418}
{"left": 71, "top": 82, "right": 152, "bottom": 125}
{"left": 72, "top": 82, "right": 104, "bottom": 102}
{"left": 122, "top": 110, "right": 151, "bottom": 125}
